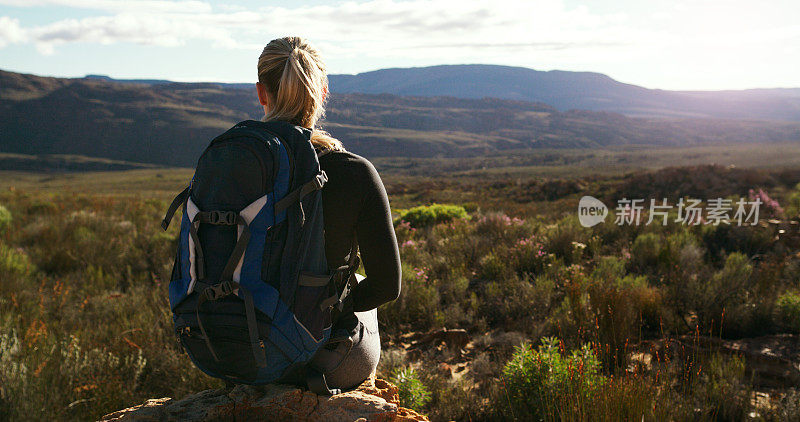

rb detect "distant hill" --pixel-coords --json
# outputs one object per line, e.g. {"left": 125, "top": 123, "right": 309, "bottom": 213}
{"left": 0, "top": 153, "right": 159, "bottom": 172}
{"left": 82, "top": 64, "right": 800, "bottom": 122}
{"left": 1, "top": 69, "right": 799, "bottom": 167}
{"left": 328, "top": 65, "right": 800, "bottom": 121}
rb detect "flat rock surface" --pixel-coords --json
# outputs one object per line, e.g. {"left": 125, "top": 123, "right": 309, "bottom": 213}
{"left": 99, "top": 377, "right": 428, "bottom": 422}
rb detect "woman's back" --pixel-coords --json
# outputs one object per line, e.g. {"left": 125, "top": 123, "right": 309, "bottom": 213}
{"left": 310, "top": 150, "right": 400, "bottom": 389}
{"left": 318, "top": 150, "right": 401, "bottom": 323}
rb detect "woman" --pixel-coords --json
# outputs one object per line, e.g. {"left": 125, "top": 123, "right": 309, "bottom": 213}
{"left": 255, "top": 36, "right": 402, "bottom": 390}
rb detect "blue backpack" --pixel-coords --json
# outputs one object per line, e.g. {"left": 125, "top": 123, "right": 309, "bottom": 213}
{"left": 161, "top": 119, "right": 359, "bottom": 394}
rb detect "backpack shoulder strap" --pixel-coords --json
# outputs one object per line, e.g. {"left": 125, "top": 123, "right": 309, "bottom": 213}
{"left": 315, "top": 146, "right": 334, "bottom": 159}
{"left": 274, "top": 171, "right": 328, "bottom": 213}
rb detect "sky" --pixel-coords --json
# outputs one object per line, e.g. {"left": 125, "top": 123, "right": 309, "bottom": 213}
{"left": 0, "top": 0, "right": 798, "bottom": 90}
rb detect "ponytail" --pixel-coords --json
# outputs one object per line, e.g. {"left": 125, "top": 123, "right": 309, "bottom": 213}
{"left": 258, "top": 37, "right": 344, "bottom": 152}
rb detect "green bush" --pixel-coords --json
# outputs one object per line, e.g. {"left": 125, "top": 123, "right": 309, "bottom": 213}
{"left": 630, "top": 232, "right": 662, "bottom": 273}
{"left": 396, "top": 203, "right": 468, "bottom": 228}
{"left": 777, "top": 291, "right": 800, "bottom": 333}
{"left": 699, "top": 354, "right": 752, "bottom": 420}
{"left": 0, "top": 243, "right": 35, "bottom": 314}
{"left": 694, "top": 252, "right": 753, "bottom": 334}
{"left": 481, "top": 274, "right": 554, "bottom": 329}
{"left": 477, "top": 251, "right": 512, "bottom": 281}
{"left": 0, "top": 242, "right": 33, "bottom": 281}
{"left": 788, "top": 182, "right": 800, "bottom": 219}
{"left": 701, "top": 224, "right": 773, "bottom": 264}
{"left": 587, "top": 265, "right": 662, "bottom": 368}
{"left": 543, "top": 218, "right": 589, "bottom": 265}
{"left": 380, "top": 263, "right": 441, "bottom": 330}
{"left": 512, "top": 231, "right": 554, "bottom": 277}
{"left": 502, "top": 337, "right": 605, "bottom": 420}
{"left": 0, "top": 204, "right": 11, "bottom": 236}
{"left": 390, "top": 368, "right": 431, "bottom": 410}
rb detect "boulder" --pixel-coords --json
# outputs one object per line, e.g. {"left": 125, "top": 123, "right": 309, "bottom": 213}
{"left": 99, "top": 377, "right": 428, "bottom": 422}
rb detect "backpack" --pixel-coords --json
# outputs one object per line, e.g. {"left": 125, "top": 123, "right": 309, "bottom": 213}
{"left": 160, "top": 119, "right": 360, "bottom": 395}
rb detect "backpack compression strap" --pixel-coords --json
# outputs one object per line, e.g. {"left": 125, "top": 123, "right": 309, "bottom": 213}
{"left": 192, "top": 212, "right": 268, "bottom": 369}
{"left": 307, "top": 232, "right": 358, "bottom": 396}
{"left": 339, "top": 236, "right": 361, "bottom": 310}
{"left": 161, "top": 185, "right": 190, "bottom": 231}
{"left": 324, "top": 234, "right": 361, "bottom": 317}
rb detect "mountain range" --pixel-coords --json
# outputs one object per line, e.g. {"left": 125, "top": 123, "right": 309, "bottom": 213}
{"left": 88, "top": 64, "right": 800, "bottom": 122}
{"left": 1, "top": 65, "right": 799, "bottom": 168}
{"left": 328, "top": 65, "right": 800, "bottom": 121}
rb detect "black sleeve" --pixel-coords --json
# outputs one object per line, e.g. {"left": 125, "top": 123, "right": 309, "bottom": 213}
{"left": 350, "top": 159, "right": 402, "bottom": 312}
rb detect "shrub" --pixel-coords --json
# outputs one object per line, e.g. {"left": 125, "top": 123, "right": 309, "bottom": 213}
{"left": 699, "top": 354, "right": 752, "bottom": 420}
{"left": 380, "top": 263, "right": 441, "bottom": 330}
{"left": 0, "top": 242, "right": 32, "bottom": 279}
{"left": 27, "top": 200, "right": 58, "bottom": 216}
{"left": 474, "top": 212, "right": 528, "bottom": 244}
{"left": 376, "top": 349, "right": 407, "bottom": 379}
{"left": 787, "top": 182, "right": 800, "bottom": 219}
{"left": 390, "top": 368, "right": 431, "bottom": 410}
{"left": 0, "top": 242, "right": 34, "bottom": 295}
{"left": 513, "top": 234, "right": 550, "bottom": 275}
{"left": 393, "top": 219, "right": 416, "bottom": 246}
{"left": 777, "top": 291, "right": 800, "bottom": 333}
{"left": 477, "top": 252, "right": 511, "bottom": 281}
{"left": 502, "top": 337, "right": 605, "bottom": 420}
{"left": 0, "top": 204, "right": 11, "bottom": 236}
{"left": 543, "top": 218, "right": 588, "bottom": 265}
{"left": 396, "top": 203, "right": 468, "bottom": 228}
{"left": 587, "top": 266, "right": 662, "bottom": 368}
{"left": 694, "top": 252, "right": 753, "bottom": 334}
{"left": 629, "top": 232, "right": 662, "bottom": 273}
{"left": 481, "top": 274, "right": 554, "bottom": 329}
{"left": 701, "top": 224, "right": 773, "bottom": 264}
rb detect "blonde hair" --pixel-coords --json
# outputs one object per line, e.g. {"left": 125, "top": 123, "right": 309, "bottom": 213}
{"left": 257, "top": 36, "right": 343, "bottom": 152}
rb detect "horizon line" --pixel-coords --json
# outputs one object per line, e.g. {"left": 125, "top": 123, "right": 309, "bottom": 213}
{"left": 2, "top": 64, "right": 799, "bottom": 93}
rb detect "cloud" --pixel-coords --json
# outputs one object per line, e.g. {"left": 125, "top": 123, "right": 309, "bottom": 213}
{"left": 29, "top": 14, "right": 238, "bottom": 54}
{"left": 248, "top": 0, "right": 636, "bottom": 61}
{"left": 0, "top": 0, "right": 212, "bottom": 13}
{"left": 1, "top": 0, "right": 797, "bottom": 88}
{"left": 400, "top": 41, "right": 629, "bottom": 51}
{"left": 1, "top": 0, "right": 635, "bottom": 55}
{"left": 0, "top": 16, "right": 25, "bottom": 48}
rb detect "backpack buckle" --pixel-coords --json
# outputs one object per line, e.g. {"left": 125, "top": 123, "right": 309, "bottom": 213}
{"left": 218, "top": 280, "right": 234, "bottom": 296}
{"left": 313, "top": 171, "right": 327, "bottom": 190}
{"left": 209, "top": 210, "right": 237, "bottom": 225}
{"left": 202, "top": 281, "right": 234, "bottom": 301}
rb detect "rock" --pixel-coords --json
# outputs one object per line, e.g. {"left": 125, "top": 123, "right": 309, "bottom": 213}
{"left": 99, "top": 377, "right": 428, "bottom": 422}
{"left": 422, "top": 328, "right": 469, "bottom": 350}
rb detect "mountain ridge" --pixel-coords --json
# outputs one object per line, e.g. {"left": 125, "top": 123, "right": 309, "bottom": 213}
{"left": 68, "top": 63, "right": 800, "bottom": 121}
{"left": 1, "top": 68, "right": 799, "bottom": 168}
